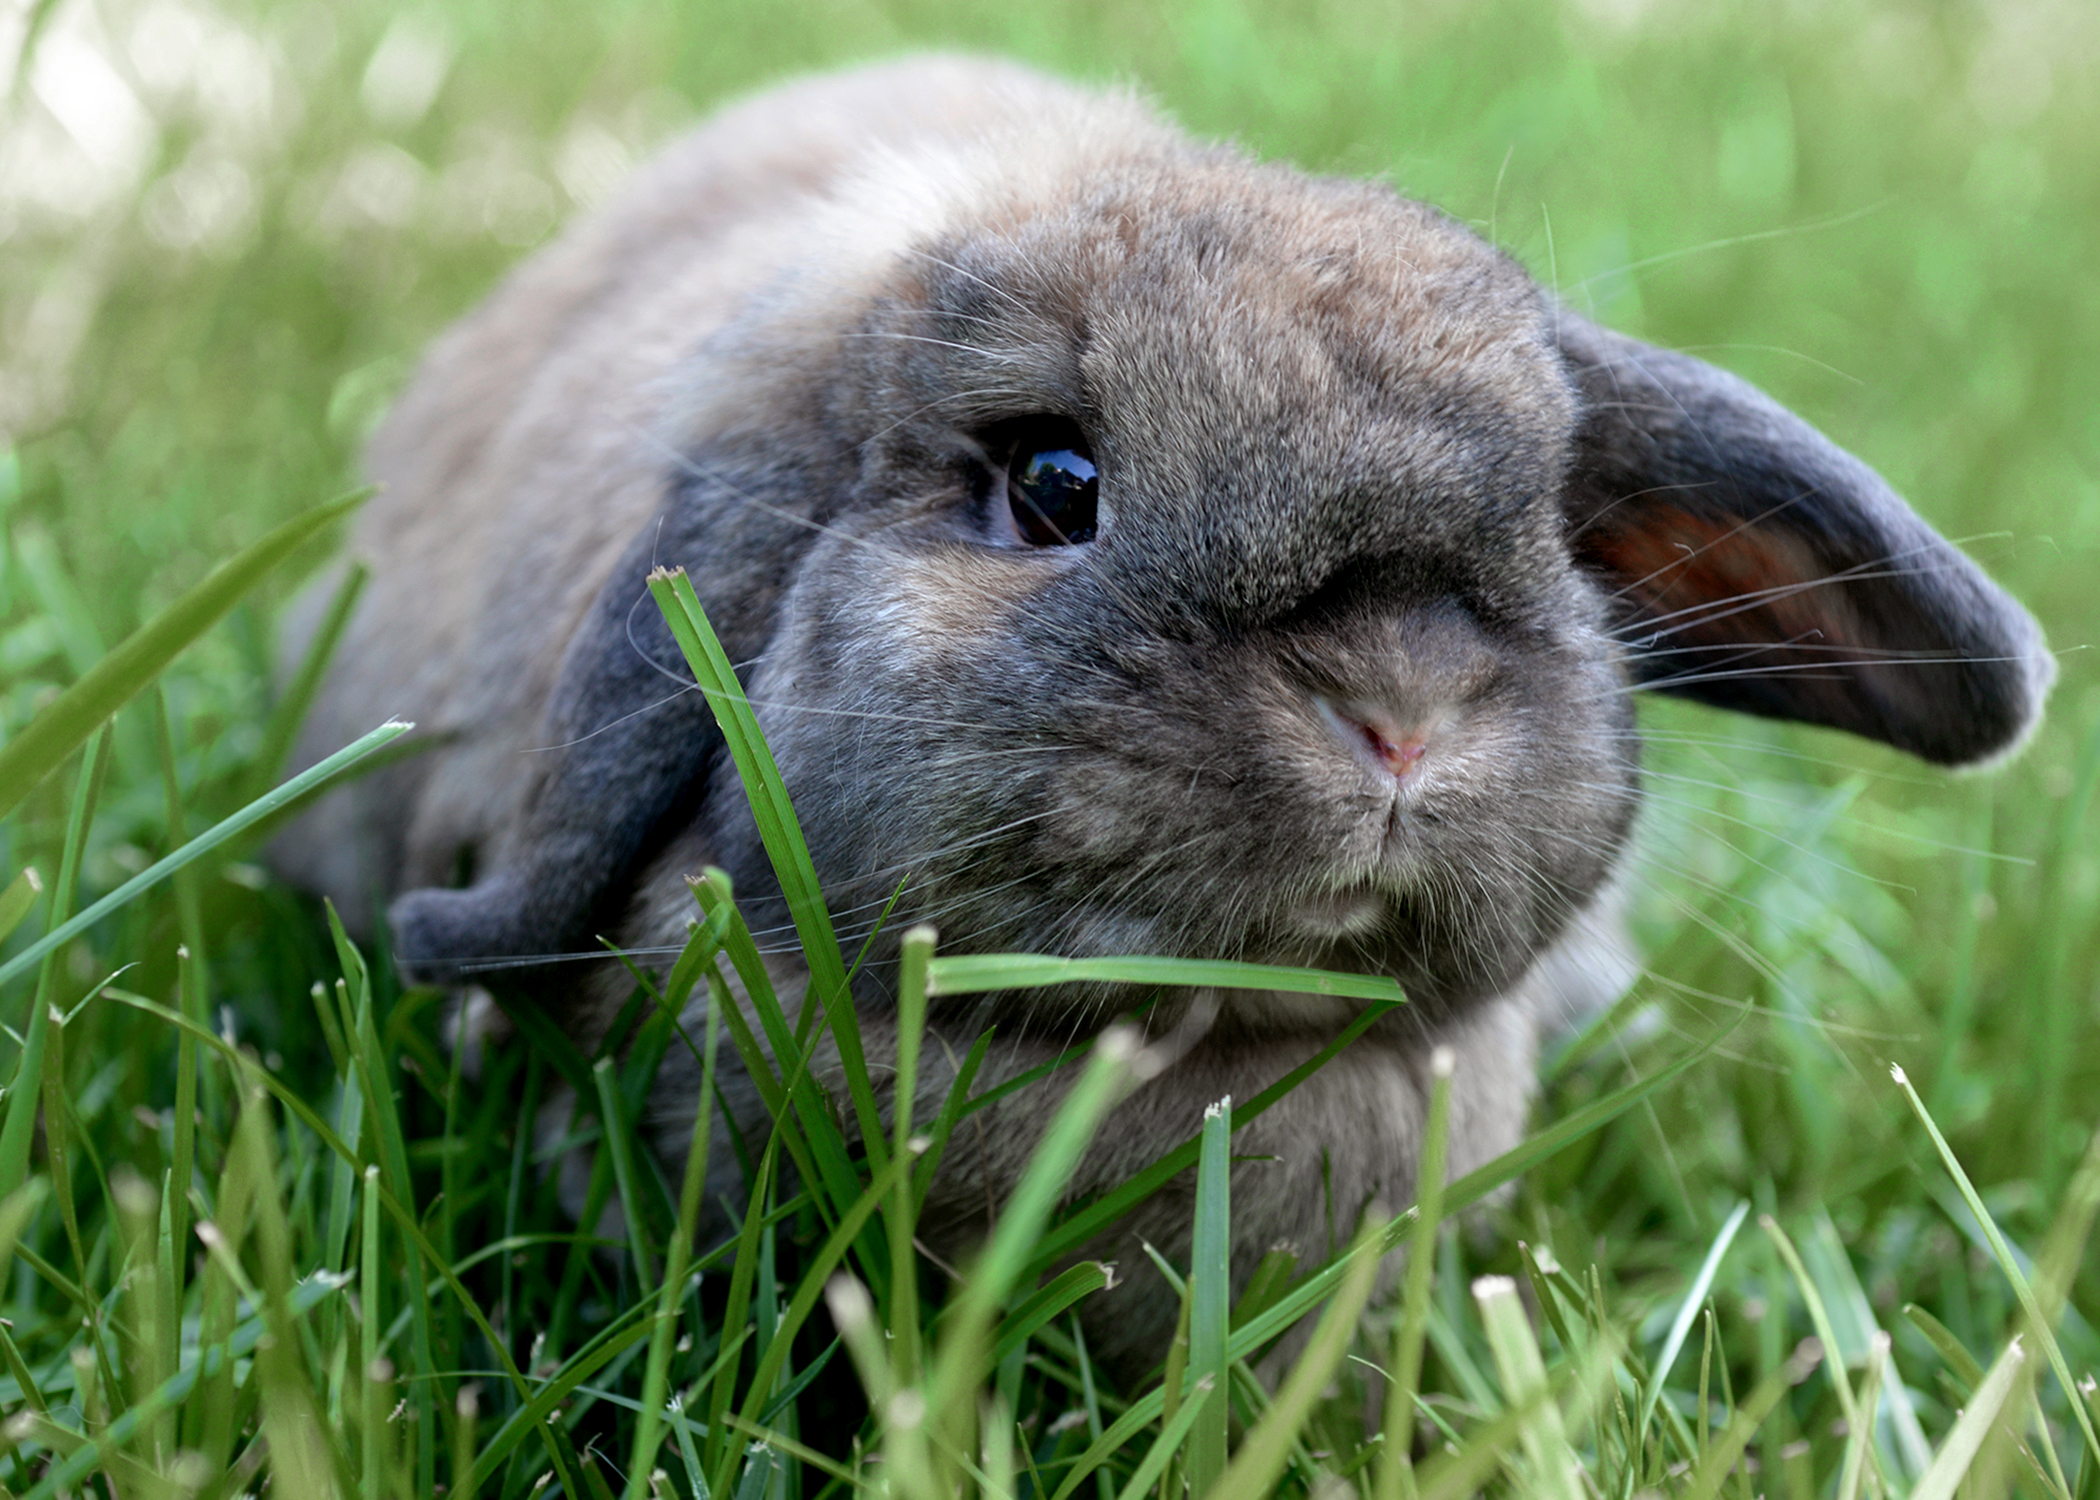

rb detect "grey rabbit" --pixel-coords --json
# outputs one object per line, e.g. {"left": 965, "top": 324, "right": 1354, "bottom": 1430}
{"left": 273, "top": 56, "right": 2053, "bottom": 1378}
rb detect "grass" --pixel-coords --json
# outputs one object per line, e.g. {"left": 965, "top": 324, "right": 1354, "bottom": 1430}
{"left": 0, "top": 0, "right": 2097, "bottom": 1495}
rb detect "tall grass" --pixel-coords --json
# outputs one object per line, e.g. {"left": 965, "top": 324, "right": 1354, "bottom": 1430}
{"left": 0, "top": 0, "right": 2096, "bottom": 1494}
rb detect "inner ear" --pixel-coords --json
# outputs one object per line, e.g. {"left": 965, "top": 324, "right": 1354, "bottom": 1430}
{"left": 1556, "top": 310, "right": 2051, "bottom": 766}
{"left": 1575, "top": 497, "right": 1891, "bottom": 736}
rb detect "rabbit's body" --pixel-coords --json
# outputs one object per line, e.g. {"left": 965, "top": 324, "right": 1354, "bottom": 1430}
{"left": 278, "top": 57, "right": 2049, "bottom": 1377}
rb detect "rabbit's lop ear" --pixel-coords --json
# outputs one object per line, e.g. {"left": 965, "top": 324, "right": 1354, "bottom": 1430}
{"left": 1555, "top": 311, "right": 2052, "bottom": 766}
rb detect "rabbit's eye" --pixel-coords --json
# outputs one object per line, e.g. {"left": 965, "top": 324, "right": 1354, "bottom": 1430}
{"left": 1006, "top": 422, "right": 1098, "bottom": 546}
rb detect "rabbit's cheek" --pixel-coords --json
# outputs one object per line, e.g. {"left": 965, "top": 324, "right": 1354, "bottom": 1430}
{"left": 857, "top": 548, "right": 1055, "bottom": 670}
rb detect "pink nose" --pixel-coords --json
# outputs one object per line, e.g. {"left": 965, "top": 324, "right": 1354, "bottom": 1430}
{"left": 1339, "top": 708, "right": 1427, "bottom": 778}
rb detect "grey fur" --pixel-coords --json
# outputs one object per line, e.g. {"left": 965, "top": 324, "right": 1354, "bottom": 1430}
{"left": 273, "top": 57, "right": 2051, "bottom": 1379}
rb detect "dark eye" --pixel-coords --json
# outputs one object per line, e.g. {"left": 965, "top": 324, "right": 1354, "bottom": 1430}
{"left": 1005, "top": 419, "right": 1099, "bottom": 546}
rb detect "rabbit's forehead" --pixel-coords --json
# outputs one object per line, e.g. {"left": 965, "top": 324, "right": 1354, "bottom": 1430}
{"left": 893, "top": 179, "right": 1579, "bottom": 614}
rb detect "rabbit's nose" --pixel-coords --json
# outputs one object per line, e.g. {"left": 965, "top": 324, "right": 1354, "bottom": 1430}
{"left": 1314, "top": 697, "right": 1437, "bottom": 780}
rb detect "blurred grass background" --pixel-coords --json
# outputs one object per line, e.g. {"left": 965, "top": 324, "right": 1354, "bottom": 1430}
{"left": 0, "top": 0, "right": 2096, "bottom": 1486}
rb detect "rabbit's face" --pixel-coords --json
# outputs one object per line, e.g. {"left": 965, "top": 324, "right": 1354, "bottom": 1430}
{"left": 708, "top": 167, "right": 1641, "bottom": 1026}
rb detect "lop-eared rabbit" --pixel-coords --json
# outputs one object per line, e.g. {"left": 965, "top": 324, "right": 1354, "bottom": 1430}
{"left": 276, "top": 57, "right": 2051, "bottom": 1376}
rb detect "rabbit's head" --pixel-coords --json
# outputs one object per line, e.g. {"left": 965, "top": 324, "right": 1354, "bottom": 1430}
{"left": 377, "top": 73, "right": 2050, "bottom": 1044}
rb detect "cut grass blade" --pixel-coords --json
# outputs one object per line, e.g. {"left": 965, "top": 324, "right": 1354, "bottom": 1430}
{"left": 1911, "top": 1335, "right": 2029, "bottom": 1500}
{"left": 361, "top": 1165, "right": 383, "bottom": 1500}
{"left": 1187, "top": 1094, "right": 1232, "bottom": 1500}
{"left": 0, "top": 718, "right": 412, "bottom": 990}
{"left": 0, "top": 867, "right": 41, "bottom": 946}
{"left": 991, "top": 1262, "right": 1113, "bottom": 1370}
{"left": 889, "top": 923, "right": 934, "bottom": 1389}
{"left": 1475, "top": 1274, "right": 1582, "bottom": 1500}
{"left": 0, "top": 488, "right": 369, "bottom": 822}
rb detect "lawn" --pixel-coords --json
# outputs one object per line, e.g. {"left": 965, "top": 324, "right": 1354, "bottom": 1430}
{"left": 0, "top": 0, "right": 2094, "bottom": 1496}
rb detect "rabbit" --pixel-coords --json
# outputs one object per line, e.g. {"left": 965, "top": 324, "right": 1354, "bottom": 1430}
{"left": 272, "top": 54, "right": 2053, "bottom": 1380}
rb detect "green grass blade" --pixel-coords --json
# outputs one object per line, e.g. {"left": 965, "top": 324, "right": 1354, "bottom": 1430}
{"left": 452, "top": 1386, "right": 479, "bottom": 1500}
{"left": 0, "top": 488, "right": 368, "bottom": 822}
{"left": 912, "top": 1027, "right": 993, "bottom": 1218}
{"left": 0, "top": 725, "right": 107, "bottom": 1199}
{"left": 1476, "top": 1274, "right": 1582, "bottom": 1500}
{"left": 924, "top": 1028, "right": 1140, "bottom": 1429}
{"left": 1892, "top": 1063, "right": 2100, "bottom": 1469}
{"left": 0, "top": 718, "right": 412, "bottom": 990}
{"left": 1679, "top": 1341, "right": 1824, "bottom": 1500}
{"left": 717, "top": 1144, "right": 917, "bottom": 1500}
{"left": 1113, "top": 1376, "right": 1215, "bottom": 1500}
{"left": 0, "top": 1178, "right": 48, "bottom": 1293}
{"left": 991, "top": 1262, "right": 1113, "bottom": 1369}
{"left": 0, "top": 868, "right": 41, "bottom": 946}
{"left": 1412, "top": 1387, "right": 1561, "bottom": 1500}
{"left": 1912, "top": 1335, "right": 2030, "bottom": 1500}
{"left": 1904, "top": 1303, "right": 1987, "bottom": 1393}
{"left": 1043, "top": 1020, "right": 1735, "bottom": 1500}
{"left": 926, "top": 952, "right": 1405, "bottom": 1003}
{"left": 1187, "top": 1094, "right": 1232, "bottom": 1499}
{"left": 1445, "top": 1017, "right": 1745, "bottom": 1215}
{"left": 333, "top": 909, "right": 441, "bottom": 1498}
{"left": 465, "top": 1313, "right": 658, "bottom": 1494}
{"left": 1759, "top": 1215, "right": 1866, "bottom": 1436}
{"left": 15, "top": 1274, "right": 347, "bottom": 1500}
{"left": 625, "top": 970, "right": 722, "bottom": 1500}
{"left": 1379, "top": 1044, "right": 1452, "bottom": 1500}
{"left": 593, "top": 1056, "right": 659, "bottom": 1289}
{"left": 1205, "top": 1214, "right": 1384, "bottom": 1500}
{"left": 1837, "top": 1332, "right": 1890, "bottom": 1500}
{"left": 360, "top": 1165, "right": 383, "bottom": 1500}
{"left": 1237, "top": 1016, "right": 1742, "bottom": 1361}
{"left": 322, "top": 1058, "right": 363, "bottom": 1279}
{"left": 890, "top": 924, "right": 933, "bottom": 1388}
{"left": 647, "top": 568, "right": 885, "bottom": 1167}
{"left": 704, "top": 872, "right": 895, "bottom": 1286}
{"left": 1636, "top": 1200, "right": 1749, "bottom": 1439}
{"left": 705, "top": 1141, "right": 779, "bottom": 1481}
{"left": 687, "top": 871, "right": 886, "bottom": 1290}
